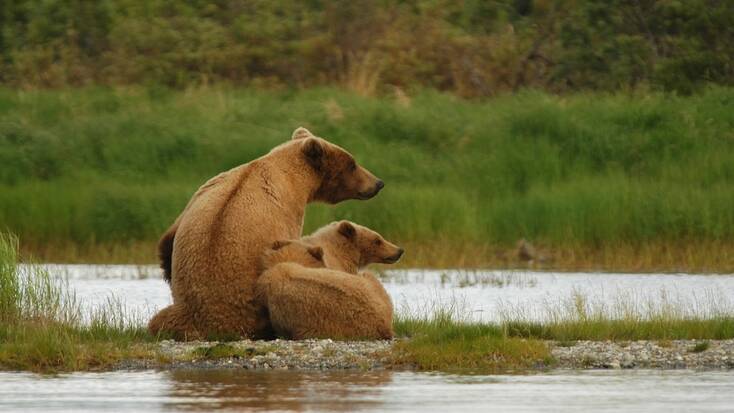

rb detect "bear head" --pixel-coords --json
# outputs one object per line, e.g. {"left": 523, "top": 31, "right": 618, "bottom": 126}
{"left": 292, "top": 127, "right": 384, "bottom": 204}
{"left": 305, "top": 220, "right": 404, "bottom": 273}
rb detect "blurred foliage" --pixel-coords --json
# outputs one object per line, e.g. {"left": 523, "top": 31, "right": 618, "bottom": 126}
{"left": 0, "top": 0, "right": 732, "bottom": 95}
{"left": 1, "top": 86, "right": 733, "bottom": 248}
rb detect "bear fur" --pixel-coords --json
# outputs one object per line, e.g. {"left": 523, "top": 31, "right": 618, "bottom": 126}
{"left": 148, "top": 127, "right": 383, "bottom": 340}
{"left": 256, "top": 221, "right": 402, "bottom": 340}
{"left": 302, "top": 220, "right": 404, "bottom": 274}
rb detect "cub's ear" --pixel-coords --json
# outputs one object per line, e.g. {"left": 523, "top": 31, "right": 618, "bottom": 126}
{"left": 338, "top": 221, "right": 356, "bottom": 239}
{"left": 271, "top": 240, "right": 291, "bottom": 250}
{"left": 292, "top": 127, "right": 314, "bottom": 140}
{"left": 302, "top": 138, "right": 324, "bottom": 169}
{"left": 307, "top": 246, "right": 324, "bottom": 261}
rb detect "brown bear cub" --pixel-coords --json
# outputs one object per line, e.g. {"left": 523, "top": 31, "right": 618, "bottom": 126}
{"left": 256, "top": 221, "right": 402, "bottom": 340}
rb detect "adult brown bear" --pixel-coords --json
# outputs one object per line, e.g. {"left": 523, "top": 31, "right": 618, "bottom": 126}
{"left": 148, "top": 127, "right": 383, "bottom": 340}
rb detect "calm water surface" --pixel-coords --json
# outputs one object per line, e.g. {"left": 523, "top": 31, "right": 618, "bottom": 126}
{"left": 2, "top": 369, "right": 734, "bottom": 412}
{"left": 37, "top": 264, "right": 734, "bottom": 322}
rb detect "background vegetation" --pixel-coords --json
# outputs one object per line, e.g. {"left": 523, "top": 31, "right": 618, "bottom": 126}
{"left": 1, "top": 1, "right": 733, "bottom": 270}
{"left": 1, "top": 86, "right": 733, "bottom": 269}
{"left": 1, "top": 0, "right": 732, "bottom": 95}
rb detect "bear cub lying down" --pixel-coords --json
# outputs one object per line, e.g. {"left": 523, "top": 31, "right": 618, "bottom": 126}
{"left": 256, "top": 221, "right": 403, "bottom": 340}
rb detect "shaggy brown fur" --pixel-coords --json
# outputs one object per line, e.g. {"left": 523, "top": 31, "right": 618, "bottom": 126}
{"left": 256, "top": 221, "right": 402, "bottom": 340}
{"left": 302, "top": 221, "right": 404, "bottom": 274}
{"left": 148, "top": 127, "right": 383, "bottom": 340}
{"left": 260, "top": 239, "right": 326, "bottom": 271}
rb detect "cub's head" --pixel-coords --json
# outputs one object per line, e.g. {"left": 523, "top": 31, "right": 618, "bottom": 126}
{"left": 292, "top": 127, "right": 384, "bottom": 204}
{"left": 260, "top": 239, "right": 325, "bottom": 270}
{"left": 308, "top": 221, "right": 404, "bottom": 272}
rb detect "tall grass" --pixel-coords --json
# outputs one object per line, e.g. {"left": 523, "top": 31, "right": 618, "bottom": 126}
{"left": 2, "top": 86, "right": 734, "bottom": 270}
{"left": 0, "top": 233, "right": 153, "bottom": 372}
{"left": 501, "top": 290, "right": 734, "bottom": 342}
{"left": 394, "top": 291, "right": 734, "bottom": 372}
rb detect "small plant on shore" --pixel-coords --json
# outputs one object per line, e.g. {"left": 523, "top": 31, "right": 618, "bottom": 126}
{"left": 392, "top": 304, "right": 553, "bottom": 372}
{"left": 690, "top": 341, "right": 711, "bottom": 353}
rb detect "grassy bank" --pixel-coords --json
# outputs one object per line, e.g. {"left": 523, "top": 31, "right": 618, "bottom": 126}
{"left": 2, "top": 232, "right": 734, "bottom": 373}
{"left": 2, "top": 87, "right": 734, "bottom": 271}
{"left": 392, "top": 289, "right": 734, "bottom": 372}
{"left": 0, "top": 233, "right": 156, "bottom": 373}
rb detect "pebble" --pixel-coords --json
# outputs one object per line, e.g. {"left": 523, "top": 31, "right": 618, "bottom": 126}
{"left": 118, "top": 339, "right": 734, "bottom": 371}
{"left": 551, "top": 339, "right": 734, "bottom": 370}
{"left": 141, "top": 338, "right": 392, "bottom": 370}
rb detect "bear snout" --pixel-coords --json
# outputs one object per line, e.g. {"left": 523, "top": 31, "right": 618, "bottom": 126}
{"left": 358, "top": 179, "right": 384, "bottom": 200}
{"left": 383, "top": 248, "right": 404, "bottom": 264}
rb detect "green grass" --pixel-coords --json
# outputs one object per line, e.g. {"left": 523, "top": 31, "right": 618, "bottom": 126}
{"left": 1, "top": 86, "right": 734, "bottom": 270}
{"left": 690, "top": 341, "right": 711, "bottom": 353}
{"left": 393, "top": 292, "right": 734, "bottom": 372}
{"left": 0, "top": 232, "right": 156, "bottom": 372}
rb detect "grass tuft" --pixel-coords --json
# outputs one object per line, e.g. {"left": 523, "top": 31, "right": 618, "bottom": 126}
{"left": 0, "top": 233, "right": 154, "bottom": 373}
{"left": 393, "top": 292, "right": 734, "bottom": 372}
{"left": 690, "top": 341, "right": 711, "bottom": 353}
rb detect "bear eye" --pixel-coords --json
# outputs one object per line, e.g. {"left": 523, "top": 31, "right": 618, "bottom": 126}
{"left": 374, "top": 239, "right": 382, "bottom": 246}
{"left": 349, "top": 160, "right": 357, "bottom": 171}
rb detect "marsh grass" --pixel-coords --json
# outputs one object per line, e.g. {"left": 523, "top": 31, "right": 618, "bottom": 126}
{"left": 394, "top": 291, "right": 734, "bottom": 372}
{"left": 392, "top": 302, "right": 552, "bottom": 372}
{"left": 0, "top": 233, "right": 154, "bottom": 372}
{"left": 499, "top": 289, "right": 734, "bottom": 341}
{"left": 3, "top": 87, "right": 734, "bottom": 272}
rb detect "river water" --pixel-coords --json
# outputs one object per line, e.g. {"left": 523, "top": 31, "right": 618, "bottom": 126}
{"left": 2, "top": 370, "right": 734, "bottom": 412}
{"left": 38, "top": 264, "right": 734, "bottom": 322}
{"left": 2, "top": 265, "right": 734, "bottom": 412}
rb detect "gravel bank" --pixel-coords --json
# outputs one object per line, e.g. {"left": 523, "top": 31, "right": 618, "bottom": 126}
{"left": 551, "top": 339, "right": 734, "bottom": 370}
{"left": 119, "top": 339, "right": 734, "bottom": 371}
{"left": 121, "top": 339, "right": 393, "bottom": 370}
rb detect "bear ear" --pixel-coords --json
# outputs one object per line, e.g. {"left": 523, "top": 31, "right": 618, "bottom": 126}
{"left": 338, "top": 221, "right": 356, "bottom": 240}
{"left": 302, "top": 138, "right": 324, "bottom": 169}
{"left": 292, "top": 127, "right": 314, "bottom": 140}
{"left": 307, "top": 246, "right": 324, "bottom": 261}
{"left": 271, "top": 240, "right": 291, "bottom": 250}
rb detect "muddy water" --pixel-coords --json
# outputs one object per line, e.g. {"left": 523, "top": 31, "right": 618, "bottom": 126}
{"left": 2, "top": 369, "right": 734, "bottom": 412}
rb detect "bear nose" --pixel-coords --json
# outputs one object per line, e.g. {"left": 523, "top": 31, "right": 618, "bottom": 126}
{"left": 375, "top": 180, "right": 385, "bottom": 190}
{"left": 396, "top": 248, "right": 404, "bottom": 258}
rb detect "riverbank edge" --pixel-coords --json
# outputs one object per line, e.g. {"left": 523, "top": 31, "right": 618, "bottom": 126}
{"left": 19, "top": 240, "right": 734, "bottom": 275}
{"left": 112, "top": 338, "right": 734, "bottom": 372}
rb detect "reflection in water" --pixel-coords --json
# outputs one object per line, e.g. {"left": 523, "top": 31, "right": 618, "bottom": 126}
{"left": 2, "top": 369, "right": 734, "bottom": 412}
{"left": 164, "top": 369, "right": 392, "bottom": 412}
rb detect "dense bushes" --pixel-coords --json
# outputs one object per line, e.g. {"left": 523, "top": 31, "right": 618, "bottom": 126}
{"left": 1, "top": 1, "right": 732, "bottom": 95}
